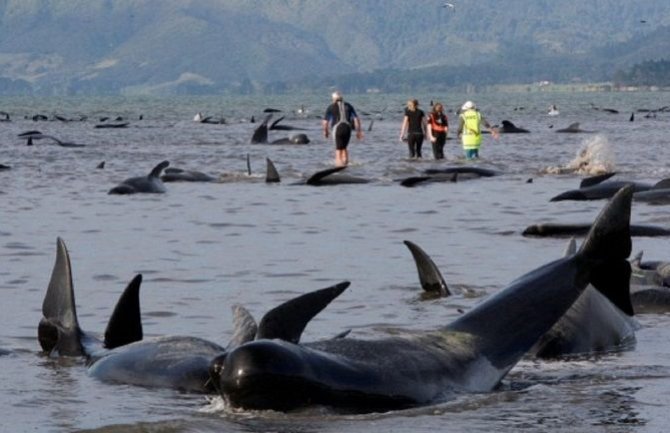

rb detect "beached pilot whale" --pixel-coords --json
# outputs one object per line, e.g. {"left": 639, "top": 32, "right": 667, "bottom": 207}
{"left": 405, "top": 237, "right": 637, "bottom": 359}
{"left": 269, "top": 164, "right": 370, "bottom": 185}
{"left": 522, "top": 222, "right": 670, "bottom": 238}
{"left": 549, "top": 172, "right": 669, "bottom": 201}
{"left": 499, "top": 120, "right": 529, "bottom": 133}
{"left": 39, "top": 237, "right": 226, "bottom": 391}
{"left": 40, "top": 237, "right": 348, "bottom": 392}
{"left": 108, "top": 161, "right": 169, "bottom": 194}
{"left": 629, "top": 251, "right": 670, "bottom": 314}
{"left": 209, "top": 187, "right": 635, "bottom": 412}
{"left": 160, "top": 167, "right": 216, "bottom": 182}
{"left": 38, "top": 238, "right": 143, "bottom": 357}
{"left": 555, "top": 122, "right": 593, "bottom": 133}
{"left": 399, "top": 166, "right": 500, "bottom": 187}
{"left": 18, "top": 130, "right": 86, "bottom": 147}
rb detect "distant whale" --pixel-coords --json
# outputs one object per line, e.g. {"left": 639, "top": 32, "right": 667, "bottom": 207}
{"left": 209, "top": 187, "right": 635, "bottom": 412}
{"left": 522, "top": 223, "right": 670, "bottom": 238}
{"left": 108, "top": 161, "right": 169, "bottom": 194}
{"left": 550, "top": 173, "right": 668, "bottom": 201}
{"left": 302, "top": 166, "right": 370, "bottom": 186}
{"left": 270, "top": 133, "right": 310, "bottom": 144}
{"left": 400, "top": 166, "right": 500, "bottom": 187}
{"left": 555, "top": 122, "right": 593, "bottom": 133}
{"left": 499, "top": 120, "right": 529, "bottom": 133}
{"left": 161, "top": 167, "right": 216, "bottom": 182}
{"left": 630, "top": 251, "right": 670, "bottom": 288}
{"left": 18, "top": 131, "right": 85, "bottom": 147}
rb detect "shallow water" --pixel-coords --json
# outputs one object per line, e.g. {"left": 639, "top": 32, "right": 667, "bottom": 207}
{"left": 1, "top": 91, "right": 669, "bottom": 432}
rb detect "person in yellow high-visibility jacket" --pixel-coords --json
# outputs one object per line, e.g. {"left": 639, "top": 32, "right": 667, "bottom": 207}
{"left": 456, "top": 101, "right": 499, "bottom": 159}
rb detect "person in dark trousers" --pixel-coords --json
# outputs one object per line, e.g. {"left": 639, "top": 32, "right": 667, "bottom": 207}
{"left": 399, "top": 99, "right": 426, "bottom": 159}
{"left": 426, "top": 102, "right": 449, "bottom": 159}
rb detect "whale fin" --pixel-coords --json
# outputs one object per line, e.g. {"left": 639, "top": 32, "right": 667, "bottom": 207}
{"left": 104, "top": 274, "right": 143, "bottom": 349}
{"left": 652, "top": 178, "right": 670, "bottom": 189}
{"left": 265, "top": 158, "right": 280, "bottom": 183}
{"left": 226, "top": 305, "right": 258, "bottom": 351}
{"left": 562, "top": 237, "right": 577, "bottom": 257}
{"left": 256, "top": 281, "right": 350, "bottom": 343}
{"left": 251, "top": 114, "right": 272, "bottom": 143}
{"left": 400, "top": 176, "right": 432, "bottom": 187}
{"left": 270, "top": 116, "right": 285, "bottom": 130}
{"left": 578, "top": 185, "right": 633, "bottom": 315}
{"left": 149, "top": 160, "right": 170, "bottom": 178}
{"left": 403, "top": 240, "right": 450, "bottom": 296}
{"left": 38, "top": 238, "right": 85, "bottom": 356}
{"left": 306, "top": 166, "right": 347, "bottom": 185}
{"left": 246, "top": 153, "right": 251, "bottom": 176}
{"left": 579, "top": 172, "right": 617, "bottom": 188}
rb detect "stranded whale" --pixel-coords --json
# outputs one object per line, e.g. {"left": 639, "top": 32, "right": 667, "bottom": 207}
{"left": 209, "top": 187, "right": 635, "bottom": 412}
{"left": 108, "top": 161, "right": 169, "bottom": 194}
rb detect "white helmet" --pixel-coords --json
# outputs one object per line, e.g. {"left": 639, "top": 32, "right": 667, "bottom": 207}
{"left": 462, "top": 100, "right": 475, "bottom": 110}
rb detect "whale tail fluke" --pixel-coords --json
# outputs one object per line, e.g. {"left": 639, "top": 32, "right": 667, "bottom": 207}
{"left": 149, "top": 160, "right": 170, "bottom": 178}
{"left": 39, "top": 238, "right": 85, "bottom": 356}
{"left": 104, "top": 274, "right": 143, "bottom": 349}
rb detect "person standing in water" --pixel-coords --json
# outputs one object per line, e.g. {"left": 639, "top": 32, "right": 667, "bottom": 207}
{"left": 323, "top": 91, "right": 363, "bottom": 167}
{"left": 426, "top": 102, "right": 449, "bottom": 159}
{"left": 456, "top": 100, "right": 499, "bottom": 159}
{"left": 399, "top": 99, "right": 426, "bottom": 159}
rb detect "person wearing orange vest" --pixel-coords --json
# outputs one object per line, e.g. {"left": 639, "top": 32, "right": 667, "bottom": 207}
{"left": 426, "top": 102, "right": 449, "bottom": 159}
{"left": 456, "top": 100, "right": 499, "bottom": 159}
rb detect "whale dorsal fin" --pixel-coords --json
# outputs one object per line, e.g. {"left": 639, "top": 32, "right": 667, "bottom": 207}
{"left": 39, "top": 238, "right": 85, "bottom": 356}
{"left": 226, "top": 305, "right": 258, "bottom": 350}
{"left": 266, "top": 158, "right": 280, "bottom": 183}
{"left": 652, "top": 178, "right": 670, "bottom": 189}
{"left": 403, "top": 240, "right": 450, "bottom": 296}
{"left": 306, "top": 166, "right": 347, "bottom": 185}
{"left": 562, "top": 237, "right": 577, "bottom": 257}
{"left": 104, "top": 274, "right": 143, "bottom": 350}
{"left": 580, "top": 172, "right": 617, "bottom": 188}
{"left": 246, "top": 153, "right": 251, "bottom": 176}
{"left": 149, "top": 160, "right": 170, "bottom": 178}
{"left": 579, "top": 186, "right": 634, "bottom": 316}
{"left": 256, "top": 281, "right": 350, "bottom": 343}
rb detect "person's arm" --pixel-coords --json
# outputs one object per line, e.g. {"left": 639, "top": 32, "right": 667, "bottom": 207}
{"left": 322, "top": 119, "right": 330, "bottom": 138}
{"left": 354, "top": 116, "right": 363, "bottom": 140}
{"left": 426, "top": 118, "right": 435, "bottom": 142}
{"left": 482, "top": 115, "right": 500, "bottom": 139}
{"left": 457, "top": 115, "right": 464, "bottom": 137}
{"left": 399, "top": 116, "right": 408, "bottom": 141}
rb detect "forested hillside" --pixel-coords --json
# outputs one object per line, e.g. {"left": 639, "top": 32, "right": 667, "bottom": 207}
{"left": 0, "top": 0, "right": 668, "bottom": 95}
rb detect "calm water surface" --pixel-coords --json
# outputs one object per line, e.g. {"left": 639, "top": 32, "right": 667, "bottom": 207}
{"left": 1, "top": 92, "right": 669, "bottom": 432}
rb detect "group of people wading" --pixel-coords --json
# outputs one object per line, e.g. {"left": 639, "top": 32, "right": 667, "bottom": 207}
{"left": 322, "top": 91, "right": 499, "bottom": 166}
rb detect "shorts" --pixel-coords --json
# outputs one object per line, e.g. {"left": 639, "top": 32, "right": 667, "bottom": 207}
{"left": 334, "top": 122, "right": 352, "bottom": 150}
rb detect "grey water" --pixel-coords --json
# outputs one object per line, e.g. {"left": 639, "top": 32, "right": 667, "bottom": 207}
{"left": 1, "top": 91, "right": 669, "bottom": 432}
